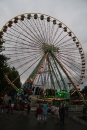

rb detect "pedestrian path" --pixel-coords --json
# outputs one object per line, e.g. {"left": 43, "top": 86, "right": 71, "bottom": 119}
{"left": 0, "top": 110, "right": 87, "bottom": 130}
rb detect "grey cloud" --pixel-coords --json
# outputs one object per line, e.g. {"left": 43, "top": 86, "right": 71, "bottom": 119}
{"left": 0, "top": 0, "right": 87, "bottom": 88}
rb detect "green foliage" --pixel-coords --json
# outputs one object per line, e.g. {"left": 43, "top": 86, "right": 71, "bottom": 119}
{"left": 82, "top": 86, "right": 87, "bottom": 96}
{"left": 0, "top": 39, "right": 5, "bottom": 52}
{"left": 0, "top": 39, "right": 21, "bottom": 98}
{"left": 0, "top": 54, "right": 8, "bottom": 68}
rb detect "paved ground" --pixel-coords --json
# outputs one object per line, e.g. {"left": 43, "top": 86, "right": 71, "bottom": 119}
{"left": 0, "top": 110, "right": 87, "bottom": 130}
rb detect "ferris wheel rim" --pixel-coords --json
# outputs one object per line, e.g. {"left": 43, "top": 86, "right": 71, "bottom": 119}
{"left": 0, "top": 12, "right": 86, "bottom": 89}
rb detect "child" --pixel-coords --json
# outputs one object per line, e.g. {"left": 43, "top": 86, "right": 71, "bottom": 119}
{"left": 36, "top": 104, "right": 42, "bottom": 124}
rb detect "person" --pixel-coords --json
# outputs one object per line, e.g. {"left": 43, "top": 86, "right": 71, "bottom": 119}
{"left": 11, "top": 102, "right": 14, "bottom": 114}
{"left": 7, "top": 102, "right": 11, "bottom": 118}
{"left": 50, "top": 104, "right": 55, "bottom": 117}
{"left": 36, "top": 104, "right": 42, "bottom": 124}
{"left": 42, "top": 102, "right": 48, "bottom": 124}
{"left": 55, "top": 106, "right": 59, "bottom": 118}
{"left": 65, "top": 105, "right": 69, "bottom": 116}
{"left": 24, "top": 102, "right": 28, "bottom": 116}
{"left": 20, "top": 103, "right": 24, "bottom": 115}
{"left": 27, "top": 103, "right": 31, "bottom": 118}
{"left": 60, "top": 104, "right": 66, "bottom": 124}
{"left": 55, "top": 106, "right": 60, "bottom": 124}
{"left": 0, "top": 103, "right": 4, "bottom": 118}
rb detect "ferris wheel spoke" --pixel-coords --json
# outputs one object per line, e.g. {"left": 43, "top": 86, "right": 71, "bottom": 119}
{"left": 17, "top": 20, "right": 42, "bottom": 43}
{"left": 55, "top": 54, "right": 81, "bottom": 81}
{"left": 42, "top": 20, "right": 48, "bottom": 44}
{"left": 4, "top": 47, "right": 41, "bottom": 52}
{"left": 53, "top": 30, "right": 63, "bottom": 45}
{"left": 59, "top": 42, "right": 76, "bottom": 48}
{"left": 46, "top": 22, "right": 49, "bottom": 44}
{"left": 26, "top": 19, "right": 43, "bottom": 44}
{"left": 13, "top": 23, "right": 42, "bottom": 47}
{"left": 3, "top": 33, "right": 40, "bottom": 48}
{"left": 58, "top": 47, "right": 78, "bottom": 53}
{"left": 37, "top": 18, "right": 45, "bottom": 42}
{"left": 5, "top": 47, "right": 42, "bottom": 54}
{"left": 38, "top": 18, "right": 46, "bottom": 43}
{"left": 8, "top": 52, "right": 43, "bottom": 65}
{"left": 58, "top": 39, "right": 73, "bottom": 48}
{"left": 58, "top": 54, "right": 82, "bottom": 68}
{"left": 3, "top": 38, "right": 42, "bottom": 52}
{"left": 57, "top": 54, "right": 82, "bottom": 67}
{"left": 10, "top": 25, "right": 32, "bottom": 43}
{"left": 59, "top": 58, "right": 82, "bottom": 80}
{"left": 20, "top": 20, "right": 43, "bottom": 45}
{"left": 13, "top": 23, "right": 42, "bottom": 45}
{"left": 49, "top": 22, "right": 53, "bottom": 45}
{"left": 4, "top": 38, "right": 42, "bottom": 50}
{"left": 59, "top": 47, "right": 79, "bottom": 53}
{"left": 43, "top": 19, "right": 48, "bottom": 44}
{"left": 54, "top": 33, "right": 69, "bottom": 46}
{"left": 50, "top": 24, "right": 55, "bottom": 44}
{"left": 16, "top": 55, "right": 42, "bottom": 78}
{"left": 51, "top": 26, "right": 59, "bottom": 44}
{"left": 58, "top": 50, "right": 81, "bottom": 60}
{"left": 4, "top": 53, "right": 42, "bottom": 63}
{"left": 31, "top": 18, "right": 44, "bottom": 43}
{"left": 5, "top": 50, "right": 41, "bottom": 55}
{"left": 12, "top": 57, "right": 41, "bottom": 83}
{"left": 57, "top": 53, "right": 82, "bottom": 69}
{"left": 16, "top": 54, "right": 43, "bottom": 70}
{"left": 38, "top": 19, "right": 45, "bottom": 42}
{"left": 60, "top": 57, "right": 82, "bottom": 73}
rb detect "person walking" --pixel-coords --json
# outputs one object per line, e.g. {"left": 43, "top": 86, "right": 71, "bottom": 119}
{"left": 60, "top": 104, "right": 66, "bottom": 124}
{"left": 42, "top": 102, "right": 48, "bottom": 124}
{"left": 7, "top": 102, "right": 11, "bottom": 118}
{"left": 65, "top": 104, "right": 69, "bottom": 116}
{"left": 27, "top": 103, "right": 31, "bottom": 118}
{"left": 36, "top": 104, "right": 42, "bottom": 124}
{"left": 50, "top": 104, "right": 55, "bottom": 117}
{"left": 0, "top": 103, "right": 4, "bottom": 118}
{"left": 55, "top": 106, "right": 59, "bottom": 124}
{"left": 11, "top": 102, "right": 14, "bottom": 114}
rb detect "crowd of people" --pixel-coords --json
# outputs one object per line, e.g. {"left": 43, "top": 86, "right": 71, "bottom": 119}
{"left": 36, "top": 102, "right": 69, "bottom": 124}
{"left": 0, "top": 98, "right": 15, "bottom": 118}
{"left": 0, "top": 96, "right": 69, "bottom": 124}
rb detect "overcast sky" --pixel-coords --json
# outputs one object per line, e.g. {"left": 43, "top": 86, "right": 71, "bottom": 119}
{"left": 0, "top": 0, "right": 87, "bottom": 89}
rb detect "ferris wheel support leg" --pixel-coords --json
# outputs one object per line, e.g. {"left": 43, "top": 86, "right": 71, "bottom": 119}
{"left": 47, "top": 55, "right": 62, "bottom": 90}
{"left": 27, "top": 53, "right": 48, "bottom": 83}
{"left": 53, "top": 54, "right": 87, "bottom": 106}
{"left": 50, "top": 51, "right": 68, "bottom": 91}
{"left": 47, "top": 58, "right": 56, "bottom": 90}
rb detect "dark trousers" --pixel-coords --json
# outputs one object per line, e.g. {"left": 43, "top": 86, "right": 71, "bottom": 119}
{"left": 60, "top": 114, "right": 65, "bottom": 123}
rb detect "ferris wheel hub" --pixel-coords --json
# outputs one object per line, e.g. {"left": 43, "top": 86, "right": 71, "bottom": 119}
{"left": 42, "top": 43, "right": 59, "bottom": 53}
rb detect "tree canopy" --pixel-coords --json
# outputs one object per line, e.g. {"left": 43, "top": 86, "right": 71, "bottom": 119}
{"left": 0, "top": 39, "right": 21, "bottom": 97}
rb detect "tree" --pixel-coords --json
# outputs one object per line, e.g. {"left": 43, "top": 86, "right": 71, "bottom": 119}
{"left": 0, "top": 39, "right": 9, "bottom": 94}
{"left": 0, "top": 39, "right": 21, "bottom": 98}
{"left": 0, "top": 39, "right": 8, "bottom": 68}
{"left": 2, "top": 66, "right": 21, "bottom": 98}
{"left": 0, "top": 39, "right": 5, "bottom": 52}
{"left": 82, "top": 86, "right": 87, "bottom": 96}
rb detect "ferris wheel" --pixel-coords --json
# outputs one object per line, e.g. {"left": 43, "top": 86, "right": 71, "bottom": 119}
{"left": 0, "top": 13, "right": 86, "bottom": 103}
